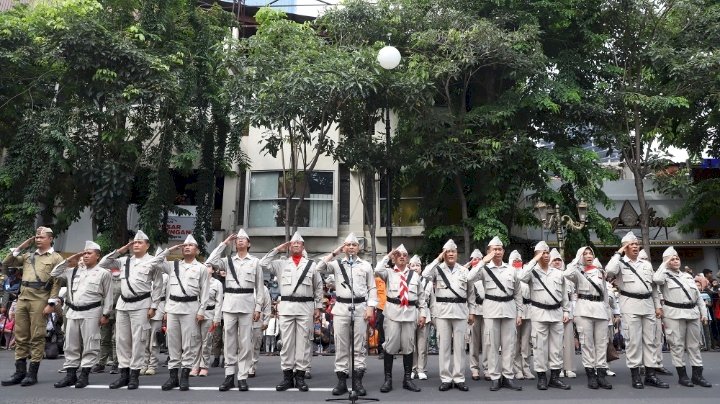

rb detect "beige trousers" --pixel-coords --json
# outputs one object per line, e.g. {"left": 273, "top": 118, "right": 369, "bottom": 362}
{"left": 192, "top": 317, "right": 212, "bottom": 370}
{"left": 223, "top": 312, "right": 253, "bottom": 378}
{"left": 469, "top": 316, "right": 488, "bottom": 373}
{"left": 413, "top": 322, "right": 429, "bottom": 373}
{"left": 116, "top": 309, "right": 150, "bottom": 370}
{"left": 382, "top": 319, "right": 415, "bottom": 355}
{"left": 622, "top": 312, "right": 659, "bottom": 368}
{"left": 143, "top": 318, "right": 162, "bottom": 370}
{"left": 574, "top": 316, "right": 608, "bottom": 369}
{"left": 436, "top": 318, "right": 467, "bottom": 383}
{"left": 562, "top": 320, "right": 576, "bottom": 372}
{"left": 250, "top": 327, "right": 262, "bottom": 373}
{"left": 513, "top": 320, "right": 532, "bottom": 374}
{"left": 63, "top": 316, "right": 101, "bottom": 369}
{"left": 484, "top": 317, "right": 517, "bottom": 380}
{"left": 664, "top": 318, "right": 703, "bottom": 367}
{"left": 532, "top": 320, "right": 564, "bottom": 372}
{"left": 333, "top": 314, "right": 368, "bottom": 373}
{"left": 279, "top": 314, "right": 313, "bottom": 371}
{"left": 166, "top": 313, "right": 201, "bottom": 369}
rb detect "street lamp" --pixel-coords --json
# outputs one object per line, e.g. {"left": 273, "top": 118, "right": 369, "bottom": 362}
{"left": 377, "top": 44, "right": 401, "bottom": 253}
{"left": 533, "top": 200, "right": 589, "bottom": 256}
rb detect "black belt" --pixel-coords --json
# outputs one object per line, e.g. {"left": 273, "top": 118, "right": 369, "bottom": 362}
{"left": 206, "top": 305, "right": 216, "bottom": 311}
{"left": 436, "top": 297, "right": 467, "bottom": 304}
{"left": 386, "top": 297, "right": 418, "bottom": 307}
{"left": 577, "top": 293, "right": 603, "bottom": 302}
{"left": 280, "top": 296, "right": 314, "bottom": 302}
{"left": 66, "top": 301, "right": 102, "bottom": 312}
{"left": 523, "top": 298, "right": 531, "bottom": 304}
{"left": 121, "top": 292, "right": 151, "bottom": 303}
{"left": 529, "top": 299, "right": 561, "bottom": 310}
{"left": 485, "top": 294, "right": 514, "bottom": 302}
{"left": 475, "top": 296, "right": 484, "bottom": 304}
{"left": 336, "top": 296, "right": 366, "bottom": 304}
{"left": 663, "top": 300, "right": 696, "bottom": 309}
{"left": 21, "top": 281, "right": 45, "bottom": 289}
{"left": 620, "top": 290, "right": 652, "bottom": 300}
{"left": 159, "top": 297, "right": 166, "bottom": 302}
{"left": 225, "top": 287, "right": 254, "bottom": 294}
{"left": 169, "top": 295, "right": 198, "bottom": 302}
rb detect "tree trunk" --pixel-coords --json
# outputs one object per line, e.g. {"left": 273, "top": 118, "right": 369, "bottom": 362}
{"left": 453, "top": 173, "right": 471, "bottom": 261}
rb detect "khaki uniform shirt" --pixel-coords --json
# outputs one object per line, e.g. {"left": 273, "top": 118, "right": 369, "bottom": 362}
{"left": 205, "top": 277, "right": 224, "bottom": 323}
{"left": 374, "top": 257, "right": 427, "bottom": 323}
{"left": 606, "top": 254, "right": 661, "bottom": 315}
{"left": 260, "top": 250, "right": 323, "bottom": 316}
{"left": 317, "top": 256, "right": 378, "bottom": 317}
{"left": 253, "top": 286, "right": 272, "bottom": 330}
{"left": 468, "top": 261, "right": 523, "bottom": 319}
{"left": 4, "top": 247, "right": 63, "bottom": 303}
{"left": 162, "top": 258, "right": 210, "bottom": 316}
{"left": 422, "top": 260, "right": 474, "bottom": 320}
{"left": 51, "top": 261, "right": 113, "bottom": 319}
{"left": 206, "top": 245, "right": 263, "bottom": 313}
{"left": 99, "top": 250, "right": 166, "bottom": 310}
{"left": 518, "top": 261, "right": 569, "bottom": 322}
{"left": 653, "top": 267, "right": 707, "bottom": 320}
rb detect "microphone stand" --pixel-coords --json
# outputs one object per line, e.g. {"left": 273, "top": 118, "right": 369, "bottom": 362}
{"left": 327, "top": 255, "right": 379, "bottom": 404}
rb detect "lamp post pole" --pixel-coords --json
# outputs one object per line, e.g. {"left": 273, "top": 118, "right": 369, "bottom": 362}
{"left": 377, "top": 43, "right": 401, "bottom": 254}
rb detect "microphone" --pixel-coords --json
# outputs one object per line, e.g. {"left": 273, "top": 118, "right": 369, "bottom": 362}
{"left": 347, "top": 254, "right": 355, "bottom": 266}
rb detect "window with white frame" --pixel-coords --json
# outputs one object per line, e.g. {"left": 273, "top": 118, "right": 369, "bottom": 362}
{"left": 248, "top": 171, "right": 334, "bottom": 228}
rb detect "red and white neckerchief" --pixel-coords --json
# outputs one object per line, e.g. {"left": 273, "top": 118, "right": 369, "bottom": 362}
{"left": 395, "top": 267, "right": 409, "bottom": 307}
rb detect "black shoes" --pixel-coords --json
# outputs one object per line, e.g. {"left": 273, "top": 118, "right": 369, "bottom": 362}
{"left": 161, "top": 368, "right": 179, "bottom": 391}
{"left": 332, "top": 372, "right": 348, "bottom": 396}
{"left": 548, "top": 369, "right": 571, "bottom": 390}
{"left": 75, "top": 367, "right": 91, "bottom": 389}
{"left": 596, "top": 368, "right": 612, "bottom": 390}
{"left": 219, "top": 375, "right": 234, "bottom": 391}
{"left": 54, "top": 368, "right": 77, "bottom": 388}
{"left": 438, "top": 382, "right": 452, "bottom": 391}
{"left": 691, "top": 366, "right": 712, "bottom": 388}
{"left": 109, "top": 368, "right": 129, "bottom": 389}
{"left": 238, "top": 379, "right": 249, "bottom": 391}
{"left": 2, "top": 359, "right": 27, "bottom": 386}
{"left": 644, "top": 367, "right": 669, "bottom": 389}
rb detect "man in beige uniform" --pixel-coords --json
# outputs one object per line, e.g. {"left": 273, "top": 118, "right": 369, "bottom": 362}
{"left": 317, "top": 232, "right": 377, "bottom": 396}
{"left": 552, "top": 249, "right": 577, "bottom": 378}
{"left": 519, "top": 241, "right": 571, "bottom": 390}
{"left": 249, "top": 284, "right": 272, "bottom": 378}
{"left": 375, "top": 244, "right": 425, "bottom": 393}
{"left": 190, "top": 264, "right": 223, "bottom": 376}
{"left": 468, "top": 236, "right": 523, "bottom": 392}
{"left": 510, "top": 250, "right": 533, "bottom": 380}
{"left": 467, "top": 249, "right": 489, "bottom": 381}
{"left": 653, "top": 246, "right": 712, "bottom": 388}
{"left": 51, "top": 241, "right": 114, "bottom": 389}
{"left": 261, "top": 231, "right": 323, "bottom": 392}
{"left": 411, "top": 254, "right": 433, "bottom": 381}
{"left": 206, "top": 228, "right": 263, "bottom": 392}
{"left": 101, "top": 230, "right": 166, "bottom": 390}
{"left": 2, "top": 227, "right": 63, "bottom": 387}
{"left": 606, "top": 231, "right": 668, "bottom": 389}
{"left": 423, "top": 239, "right": 475, "bottom": 392}
{"left": 160, "top": 235, "right": 210, "bottom": 391}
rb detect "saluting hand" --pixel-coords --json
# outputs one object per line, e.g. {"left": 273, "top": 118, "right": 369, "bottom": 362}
{"left": 67, "top": 251, "right": 84, "bottom": 267}
{"left": 19, "top": 236, "right": 35, "bottom": 250}
{"left": 437, "top": 251, "right": 445, "bottom": 263}
{"left": 117, "top": 241, "right": 134, "bottom": 254}
{"left": 223, "top": 233, "right": 237, "bottom": 245}
{"left": 533, "top": 250, "right": 544, "bottom": 262}
{"left": 277, "top": 241, "right": 290, "bottom": 252}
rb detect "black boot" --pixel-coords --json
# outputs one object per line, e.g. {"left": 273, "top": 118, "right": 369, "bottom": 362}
{"left": 501, "top": 376, "right": 523, "bottom": 391}
{"left": 109, "top": 368, "right": 129, "bottom": 389}
{"left": 332, "top": 372, "right": 348, "bottom": 396}
{"left": 677, "top": 366, "right": 693, "bottom": 387}
{"left": 75, "top": 367, "right": 91, "bottom": 389}
{"left": 691, "top": 366, "right": 712, "bottom": 388}
{"left": 645, "top": 367, "right": 669, "bottom": 388}
{"left": 211, "top": 357, "right": 220, "bottom": 368}
{"left": 585, "top": 367, "right": 599, "bottom": 389}
{"left": 276, "top": 369, "right": 294, "bottom": 391}
{"left": 402, "top": 354, "right": 421, "bottom": 392}
{"left": 549, "top": 369, "right": 571, "bottom": 390}
{"left": 380, "top": 354, "right": 393, "bottom": 393}
{"left": 656, "top": 366, "right": 673, "bottom": 376}
{"left": 353, "top": 369, "right": 367, "bottom": 396}
{"left": 161, "top": 368, "right": 179, "bottom": 391}
{"left": 489, "top": 379, "right": 501, "bottom": 391}
{"left": 294, "top": 370, "right": 309, "bottom": 392}
{"left": 20, "top": 361, "right": 39, "bottom": 386}
{"left": 630, "top": 367, "right": 644, "bottom": 389}
{"left": 2, "top": 358, "right": 27, "bottom": 386}
{"left": 54, "top": 367, "right": 77, "bottom": 388}
{"left": 127, "top": 369, "right": 141, "bottom": 390}
{"left": 596, "top": 368, "right": 612, "bottom": 390}
{"left": 219, "top": 375, "right": 235, "bottom": 391}
{"left": 537, "top": 371, "right": 548, "bottom": 390}
{"left": 179, "top": 368, "right": 190, "bottom": 391}
{"left": 238, "top": 379, "right": 249, "bottom": 391}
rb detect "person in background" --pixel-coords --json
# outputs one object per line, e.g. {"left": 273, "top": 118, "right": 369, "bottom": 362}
{"left": 263, "top": 305, "right": 280, "bottom": 354}
{"left": 248, "top": 284, "right": 271, "bottom": 378}
{"left": 375, "top": 273, "right": 387, "bottom": 359}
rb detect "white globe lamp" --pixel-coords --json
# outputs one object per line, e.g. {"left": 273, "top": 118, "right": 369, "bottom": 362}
{"left": 377, "top": 46, "right": 401, "bottom": 70}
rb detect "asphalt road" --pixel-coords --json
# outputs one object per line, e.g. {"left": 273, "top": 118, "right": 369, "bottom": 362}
{"left": 1, "top": 349, "right": 718, "bottom": 403}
